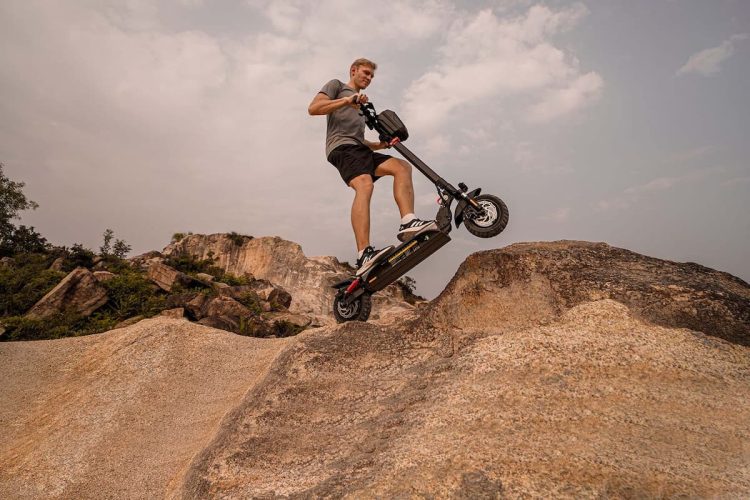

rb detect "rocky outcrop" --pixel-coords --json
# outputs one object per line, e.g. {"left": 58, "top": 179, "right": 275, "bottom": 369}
{"left": 177, "top": 300, "right": 750, "bottom": 498}
{"left": 26, "top": 267, "right": 108, "bottom": 319}
{"left": 423, "top": 240, "right": 750, "bottom": 345}
{"left": 178, "top": 286, "right": 305, "bottom": 338}
{"left": 3, "top": 241, "right": 749, "bottom": 498}
{"left": 147, "top": 262, "right": 206, "bottom": 292}
{"left": 0, "top": 318, "right": 290, "bottom": 499}
{"left": 162, "top": 234, "right": 419, "bottom": 324}
{"left": 129, "top": 250, "right": 164, "bottom": 270}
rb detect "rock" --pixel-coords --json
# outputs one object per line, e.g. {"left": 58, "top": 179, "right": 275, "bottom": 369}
{"left": 49, "top": 257, "right": 64, "bottom": 271}
{"left": 217, "top": 281, "right": 292, "bottom": 310}
{"left": 93, "top": 271, "right": 116, "bottom": 282}
{"left": 147, "top": 262, "right": 206, "bottom": 292}
{"left": 185, "top": 294, "right": 210, "bottom": 320}
{"left": 196, "top": 273, "right": 214, "bottom": 282}
{"left": 165, "top": 293, "right": 200, "bottom": 310}
{"left": 424, "top": 241, "right": 750, "bottom": 345}
{"left": 204, "top": 296, "right": 252, "bottom": 319}
{"left": 252, "top": 281, "right": 292, "bottom": 309}
{"left": 161, "top": 308, "right": 185, "bottom": 319}
{"left": 3, "top": 242, "right": 750, "bottom": 499}
{"left": 26, "top": 267, "right": 108, "bottom": 319}
{"left": 0, "top": 317, "right": 290, "bottom": 500}
{"left": 113, "top": 316, "right": 144, "bottom": 329}
{"left": 0, "top": 257, "right": 15, "bottom": 269}
{"left": 198, "top": 296, "right": 257, "bottom": 335}
{"left": 265, "top": 312, "right": 313, "bottom": 328}
{"left": 162, "top": 234, "right": 419, "bottom": 324}
{"left": 128, "top": 251, "right": 164, "bottom": 271}
{"left": 147, "top": 262, "right": 184, "bottom": 292}
{"left": 178, "top": 300, "right": 750, "bottom": 498}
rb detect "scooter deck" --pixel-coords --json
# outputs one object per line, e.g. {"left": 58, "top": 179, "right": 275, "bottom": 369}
{"left": 363, "top": 229, "right": 451, "bottom": 293}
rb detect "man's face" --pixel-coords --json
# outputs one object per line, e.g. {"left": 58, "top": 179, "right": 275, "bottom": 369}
{"left": 351, "top": 64, "right": 375, "bottom": 89}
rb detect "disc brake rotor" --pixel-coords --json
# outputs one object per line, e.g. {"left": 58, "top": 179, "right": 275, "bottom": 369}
{"left": 467, "top": 200, "right": 498, "bottom": 227}
{"left": 336, "top": 296, "right": 360, "bottom": 318}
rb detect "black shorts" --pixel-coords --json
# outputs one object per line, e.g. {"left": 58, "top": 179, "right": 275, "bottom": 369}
{"left": 327, "top": 144, "right": 392, "bottom": 186}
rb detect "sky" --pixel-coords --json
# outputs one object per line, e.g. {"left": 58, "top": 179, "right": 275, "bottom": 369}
{"left": 1, "top": 0, "right": 748, "bottom": 298}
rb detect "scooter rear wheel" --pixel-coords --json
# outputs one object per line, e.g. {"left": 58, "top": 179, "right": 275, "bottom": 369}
{"left": 333, "top": 291, "right": 372, "bottom": 323}
{"left": 463, "top": 194, "right": 509, "bottom": 238}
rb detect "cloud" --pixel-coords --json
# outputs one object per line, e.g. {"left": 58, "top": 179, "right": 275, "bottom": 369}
{"left": 402, "top": 3, "right": 602, "bottom": 131}
{"left": 677, "top": 33, "right": 749, "bottom": 76}
{"left": 597, "top": 167, "right": 725, "bottom": 211}
{"left": 526, "top": 71, "right": 603, "bottom": 123}
{"left": 538, "top": 207, "right": 570, "bottom": 222}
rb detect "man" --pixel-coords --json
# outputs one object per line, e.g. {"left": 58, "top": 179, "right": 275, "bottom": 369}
{"left": 308, "top": 58, "right": 436, "bottom": 275}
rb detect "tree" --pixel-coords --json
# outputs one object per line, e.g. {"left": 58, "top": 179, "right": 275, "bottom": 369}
{"left": 100, "top": 228, "right": 114, "bottom": 256}
{"left": 112, "top": 239, "right": 131, "bottom": 259}
{"left": 0, "top": 163, "right": 39, "bottom": 242}
{"left": 100, "top": 228, "right": 131, "bottom": 259}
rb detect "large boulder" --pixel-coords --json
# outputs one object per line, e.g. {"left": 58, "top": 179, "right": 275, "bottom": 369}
{"left": 26, "top": 267, "right": 108, "bottom": 319}
{"left": 424, "top": 240, "right": 750, "bottom": 345}
{"left": 128, "top": 251, "right": 164, "bottom": 271}
{"left": 147, "top": 262, "right": 206, "bottom": 293}
{"left": 193, "top": 296, "right": 273, "bottom": 337}
{"left": 217, "top": 281, "right": 292, "bottom": 309}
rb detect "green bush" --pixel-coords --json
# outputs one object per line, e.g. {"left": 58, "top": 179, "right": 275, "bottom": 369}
{"left": 219, "top": 273, "right": 253, "bottom": 286}
{"left": 228, "top": 231, "right": 252, "bottom": 246}
{"left": 165, "top": 254, "right": 218, "bottom": 275}
{"left": 273, "top": 320, "right": 305, "bottom": 338}
{"left": 63, "top": 244, "right": 96, "bottom": 271}
{"left": 0, "top": 253, "right": 65, "bottom": 316}
{"left": 103, "top": 269, "right": 165, "bottom": 319}
{"left": 0, "top": 225, "right": 49, "bottom": 256}
{"left": 1, "top": 314, "right": 77, "bottom": 341}
{"left": 236, "top": 291, "right": 263, "bottom": 315}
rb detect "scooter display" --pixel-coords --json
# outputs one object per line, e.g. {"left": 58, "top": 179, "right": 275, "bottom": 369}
{"left": 332, "top": 102, "right": 509, "bottom": 323}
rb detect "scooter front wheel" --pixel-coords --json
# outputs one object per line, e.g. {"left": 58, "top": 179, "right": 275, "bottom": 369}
{"left": 463, "top": 194, "right": 509, "bottom": 238}
{"left": 333, "top": 291, "right": 372, "bottom": 323}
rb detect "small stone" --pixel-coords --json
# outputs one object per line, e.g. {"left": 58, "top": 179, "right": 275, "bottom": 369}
{"left": 93, "top": 271, "right": 116, "bottom": 282}
{"left": 161, "top": 308, "right": 185, "bottom": 318}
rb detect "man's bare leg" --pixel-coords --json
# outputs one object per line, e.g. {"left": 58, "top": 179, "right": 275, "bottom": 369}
{"left": 348, "top": 174, "right": 374, "bottom": 252}
{"left": 374, "top": 158, "right": 414, "bottom": 217}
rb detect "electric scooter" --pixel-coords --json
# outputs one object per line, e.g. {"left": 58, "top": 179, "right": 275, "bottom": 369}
{"left": 332, "top": 102, "right": 509, "bottom": 323}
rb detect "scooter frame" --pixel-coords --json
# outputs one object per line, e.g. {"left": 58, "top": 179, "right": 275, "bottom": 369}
{"left": 332, "top": 102, "right": 491, "bottom": 307}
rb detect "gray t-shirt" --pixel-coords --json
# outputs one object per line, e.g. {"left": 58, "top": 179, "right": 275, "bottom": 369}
{"left": 319, "top": 79, "right": 365, "bottom": 158}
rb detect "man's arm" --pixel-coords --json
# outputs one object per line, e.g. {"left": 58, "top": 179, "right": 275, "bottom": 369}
{"left": 308, "top": 92, "right": 360, "bottom": 116}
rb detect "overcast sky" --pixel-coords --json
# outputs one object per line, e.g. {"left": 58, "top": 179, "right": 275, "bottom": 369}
{"left": 1, "top": 0, "right": 748, "bottom": 298}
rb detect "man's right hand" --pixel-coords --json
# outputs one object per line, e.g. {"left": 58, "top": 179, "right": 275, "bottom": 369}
{"left": 349, "top": 93, "right": 368, "bottom": 106}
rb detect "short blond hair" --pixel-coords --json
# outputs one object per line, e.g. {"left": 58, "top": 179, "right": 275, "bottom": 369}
{"left": 350, "top": 58, "right": 377, "bottom": 75}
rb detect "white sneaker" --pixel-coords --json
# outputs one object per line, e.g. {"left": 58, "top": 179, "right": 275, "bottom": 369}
{"left": 397, "top": 218, "right": 437, "bottom": 242}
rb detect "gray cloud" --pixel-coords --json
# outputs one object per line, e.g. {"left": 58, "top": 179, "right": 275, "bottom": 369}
{"left": 2, "top": 0, "right": 748, "bottom": 298}
{"left": 677, "top": 33, "right": 748, "bottom": 76}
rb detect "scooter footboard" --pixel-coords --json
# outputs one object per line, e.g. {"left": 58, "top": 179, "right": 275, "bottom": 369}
{"left": 365, "top": 231, "right": 451, "bottom": 293}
